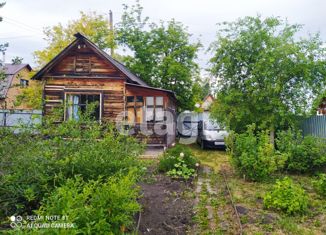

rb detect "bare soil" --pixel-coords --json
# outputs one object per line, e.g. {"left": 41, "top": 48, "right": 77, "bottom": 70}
{"left": 137, "top": 169, "right": 194, "bottom": 235}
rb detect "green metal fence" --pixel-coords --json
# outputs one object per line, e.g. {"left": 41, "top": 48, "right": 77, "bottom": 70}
{"left": 302, "top": 116, "right": 326, "bottom": 138}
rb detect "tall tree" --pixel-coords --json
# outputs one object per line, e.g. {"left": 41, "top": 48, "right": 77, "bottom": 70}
{"left": 209, "top": 16, "right": 326, "bottom": 141}
{"left": 116, "top": 3, "right": 201, "bottom": 110}
{"left": 34, "top": 11, "right": 115, "bottom": 67}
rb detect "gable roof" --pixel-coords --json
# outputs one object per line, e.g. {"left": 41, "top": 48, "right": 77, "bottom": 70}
{"left": 32, "top": 33, "right": 148, "bottom": 86}
{"left": 0, "top": 63, "right": 32, "bottom": 99}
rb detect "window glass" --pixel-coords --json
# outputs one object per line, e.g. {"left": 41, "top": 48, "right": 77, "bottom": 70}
{"left": 127, "top": 96, "right": 134, "bottom": 103}
{"left": 146, "top": 97, "right": 154, "bottom": 106}
{"left": 20, "top": 79, "right": 29, "bottom": 88}
{"left": 156, "top": 96, "right": 163, "bottom": 106}
{"left": 136, "top": 96, "right": 143, "bottom": 103}
{"left": 155, "top": 107, "right": 164, "bottom": 122}
{"left": 66, "top": 94, "right": 100, "bottom": 121}
{"left": 146, "top": 107, "right": 154, "bottom": 121}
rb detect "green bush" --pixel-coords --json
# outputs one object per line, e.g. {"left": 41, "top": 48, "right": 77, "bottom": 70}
{"left": 312, "top": 174, "right": 326, "bottom": 197}
{"left": 264, "top": 177, "right": 308, "bottom": 215}
{"left": 276, "top": 129, "right": 326, "bottom": 173}
{"left": 158, "top": 144, "right": 198, "bottom": 172}
{"left": 226, "top": 124, "right": 287, "bottom": 181}
{"left": 35, "top": 173, "right": 140, "bottom": 234}
{"left": 0, "top": 113, "right": 144, "bottom": 229}
{"left": 166, "top": 157, "right": 196, "bottom": 179}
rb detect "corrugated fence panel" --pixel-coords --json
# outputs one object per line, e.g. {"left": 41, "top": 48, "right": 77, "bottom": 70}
{"left": 0, "top": 110, "right": 42, "bottom": 127}
{"left": 302, "top": 116, "right": 326, "bottom": 138}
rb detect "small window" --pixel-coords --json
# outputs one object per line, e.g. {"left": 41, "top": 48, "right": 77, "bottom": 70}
{"left": 155, "top": 107, "right": 164, "bottom": 122}
{"left": 136, "top": 96, "right": 143, "bottom": 103}
{"left": 66, "top": 94, "right": 100, "bottom": 121}
{"left": 146, "top": 97, "right": 154, "bottom": 106}
{"left": 156, "top": 96, "right": 163, "bottom": 106}
{"left": 127, "top": 96, "right": 134, "bottom": 103}
{"left": 146, "top": 107, "right": 154, "bottom": 121}
{"left": 20, "top": 79, "right": 29, "bottom": 88}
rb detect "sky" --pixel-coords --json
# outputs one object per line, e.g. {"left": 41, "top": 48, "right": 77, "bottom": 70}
{"left": 0, "top": 0, "right": 325, "bottom": 73}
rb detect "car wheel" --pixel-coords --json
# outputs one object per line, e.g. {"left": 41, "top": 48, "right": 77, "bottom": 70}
{"left": 201, "top": 140, "right": 205, "bottom": 150}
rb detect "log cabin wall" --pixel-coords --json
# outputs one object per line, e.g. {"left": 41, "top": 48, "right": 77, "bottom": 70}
{"left": 42, "top": 43, "right": 126, "bottom": 122}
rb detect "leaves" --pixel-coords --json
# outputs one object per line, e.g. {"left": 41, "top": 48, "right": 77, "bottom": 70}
{"left": 116, "top": 3, "right": 201, "bottom": 110}
{"left": 264, "top": 177, "right": 308, "bottom": 215}
{"left": 33, "top": 11, "right": 115, "bottom": 68}
{"left": 209, "top": 16, "right": 326, "bottom": 133}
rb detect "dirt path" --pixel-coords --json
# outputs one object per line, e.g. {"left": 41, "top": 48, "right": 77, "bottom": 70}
{"left": 194, "top": 166, "right": 242, "bottom": 234}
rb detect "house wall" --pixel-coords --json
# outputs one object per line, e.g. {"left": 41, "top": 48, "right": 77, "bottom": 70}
{"left": 0, "top": 67, "right": 34, "bottom": 109}
{"left": 318, "top": 98, "right": 326, "bottom": 115}
{"left": 44, "top": 78, "right": 125, "bottom": 122}
{"left": 42, "top": 44, "right": 127, "bottom": 122}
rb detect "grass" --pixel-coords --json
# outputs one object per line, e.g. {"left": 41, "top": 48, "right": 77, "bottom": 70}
{"left": 187, "top": 143, "right": 326, "bottom": 235}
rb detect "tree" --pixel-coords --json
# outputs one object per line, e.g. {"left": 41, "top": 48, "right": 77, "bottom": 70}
{"left": 0, "top": 2, "right": 8, "bottom": 66}
{"left": 209, "top": 16, "right": 326, "bottom": 142}
{"left": 0, "top": 2, "right": 5, "bottom": 22}
{"left": 11, "top": 56, "right": 23, "bottom": 64}
{"left": 116, "top": 2, "right": 201, "bottom": 110}
{"left": 34, "top": 11, "right": 115, "bottom": 67}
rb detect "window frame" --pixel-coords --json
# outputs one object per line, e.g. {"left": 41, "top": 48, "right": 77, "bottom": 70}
{"left": 64, "top": 92, "right": 102, "bottom": 121}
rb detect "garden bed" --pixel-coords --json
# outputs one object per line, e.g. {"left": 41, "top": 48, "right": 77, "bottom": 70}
{"left": 137, "top": 165, "right": 195, "bottom": 235}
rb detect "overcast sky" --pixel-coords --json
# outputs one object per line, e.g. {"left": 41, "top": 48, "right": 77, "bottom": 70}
{"left": 1, "top": 0, "right": 325, "bottom": 72}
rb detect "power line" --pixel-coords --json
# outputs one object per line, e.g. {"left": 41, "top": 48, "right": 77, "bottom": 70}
{"left": 4, "top": 16, "right": 44, "bottom": 33}
{"left": 0, "top": 35, "right": 41, "bottom": 40}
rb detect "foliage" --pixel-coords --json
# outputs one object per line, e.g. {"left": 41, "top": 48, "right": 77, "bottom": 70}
{"left": 209, "top": 16, "right": 326, "bottom": 134}
{"left": 158, "top": 144, "right": 198, "bottom": 172}
{"left": 276, "top": 129, "right": 326, "bottom": 173}
{"left": 0, "top": 110, "right": 144, "bottom": 232}
{"left": 35, "top": 173, "right": 140, "bottom": 234}
{"left": 312, "top": 174, "right": 326, "bottom": 197}
{"left": 0, "top": 68, "right": 5, "bottom": 80}
{"left": 14, "top": 79, "right": 43, "bottom": 109}
{"left": 11, "top": 56, "right": 23, "bottom": 65}
{"left": 311, "top": 89, "right": 326, "bottom": 115}
{"left": 226, "top": 124, "right": 287, "bottom": 181}
{"left": 116, "top": 2, "right": 201, "bottom": 110}
{"left": 166, "top": 156, "right": 196, "bottom": 179}
{"left": 264, "top": 177, "right": 308, "bottom": 215}
{"left": 0, "top": 42, "right": 8, "bottom": 66}
{"left": 33, "top": 11, "right": 115, "bottom": 67}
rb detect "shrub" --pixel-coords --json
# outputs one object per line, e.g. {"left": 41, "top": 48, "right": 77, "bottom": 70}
{"left": 0, "top": 114, "right": 143, "bottom": 223}
{"left": 35, "top": 172, "right": 140, "bottom": 234}
{"left": 158, "top": 144, "right": 198, "bottom": 172}
{"left": 166, "top": 156, "right": 196, "bottom": 179}
{"left": 264, "top": 177, "right": 308, "bottom": 215}
{"left": 276, "top": 129, "right": 326, "bottom": 173}
{"left": 226, "top": 124, "right": 287, "bottom": 181}
{"left": 312, "top": 174, "right": 326, "bottom": 197}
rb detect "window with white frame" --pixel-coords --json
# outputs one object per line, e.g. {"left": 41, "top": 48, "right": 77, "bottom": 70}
{"left": 145, "top": 96, "right": 164, "bottom": 122}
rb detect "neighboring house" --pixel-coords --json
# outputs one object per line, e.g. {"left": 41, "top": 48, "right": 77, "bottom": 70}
{"left": 201, "top": 94, "right": 215, "bottom": 111}
{"left": 317, "top": 98, "right": 326, "bottom": 115}
{"left": 32, "top": 33, "right": 177, "bottom": 147}
{"left": 0, "top": 63, "right": 32, "bottom": 109}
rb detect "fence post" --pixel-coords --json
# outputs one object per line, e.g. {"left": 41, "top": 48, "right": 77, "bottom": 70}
{"left": 3, "top": 110, "right": 6, "bottom": 127}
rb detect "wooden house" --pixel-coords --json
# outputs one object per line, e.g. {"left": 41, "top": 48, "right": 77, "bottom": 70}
{"left": 0, "top": 63, "right": 32, "bottom": 109}
{"left": 317, "top": 98, "right": 326, "bottom": 115}
{"left": 201, "top": 94, "right": 215, "bottom": 111}
{"left": 32, "top": 33, "right": 177, "bottom": 147}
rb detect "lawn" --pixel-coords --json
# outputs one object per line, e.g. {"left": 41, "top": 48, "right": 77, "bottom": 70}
{"left": 188, "top": 144, "right": 326, "bottom": 235}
